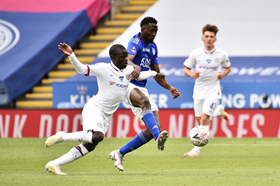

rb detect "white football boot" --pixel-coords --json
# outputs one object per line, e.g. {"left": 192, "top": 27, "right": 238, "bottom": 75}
{"left": 45, "top": 161, "right": 66, "bottom": 175}
{"left": 184, "top": 147, "right": 200, "bottom": 158}
{"left": 109, "top": 150, "right": 124, "bottom": 171}
{"left": 45, "top": 131, "right": 65, "bottom": 147}
{"left": 156, "top": 130, "right": 168, "bottom": 151}
{"left": 213, "top": 105, "right": 229, "bottom": 121}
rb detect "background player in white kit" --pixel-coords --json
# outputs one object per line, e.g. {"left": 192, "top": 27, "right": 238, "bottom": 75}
{"left": 183, "top": 24, "right": 231, "bottom": 158}
{"left": 44, "top": 43, "right": 164, "bottom": 175}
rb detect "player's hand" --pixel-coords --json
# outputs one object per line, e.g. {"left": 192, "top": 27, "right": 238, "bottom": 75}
{"left": 217, "top": 71, "right": 223, "bottom": 80}
{"left": 58, "top": 43, "right": 73, "bottom": 56}
{"left": 192, "top": 70, "right": 200, "bottom": 79}
{"left": 130, "top": 66, "right": 141, "bottom": 80}
{"left": 169, "top": 87, "right": 181, "bottom": 99}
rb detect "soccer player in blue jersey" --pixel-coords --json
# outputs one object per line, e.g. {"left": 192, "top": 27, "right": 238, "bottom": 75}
{"left": 110, "top": 17, "right": 181, "bottom": 171}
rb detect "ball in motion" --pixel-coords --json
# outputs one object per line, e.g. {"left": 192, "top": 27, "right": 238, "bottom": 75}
{"left": 189, "top": 126, "right": 210, "bottom": 147}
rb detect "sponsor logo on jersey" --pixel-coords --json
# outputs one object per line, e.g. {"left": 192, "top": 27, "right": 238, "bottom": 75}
{"left": 109, "top": 81, "right": 116, "bottom": 85}
{"left": 152, "top": 48, "right": 155, "bottom": 55}
{"left": 110, "top": 74, "right": 113, "bottom": 76}
{"left": 116, "top": 84, "right": 128, "bottom": 88}
{"left": 0, "top": 20, "right": 20, "bottom": 56}
{"left": 206, "top": 59, "right": 212, "bottom": 63}
{"left": 119, "top": 76, "right": 124, "bottom": 81}
{"left": 142, "top": 48, "right": 145, "bottom": 51}
{"left": 131, "top": 46, "right": 136, "bottom": 53}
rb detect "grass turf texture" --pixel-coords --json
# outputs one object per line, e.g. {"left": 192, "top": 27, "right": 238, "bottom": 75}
{"left": 1, "top": 138, "right": 280, "bottom": 186}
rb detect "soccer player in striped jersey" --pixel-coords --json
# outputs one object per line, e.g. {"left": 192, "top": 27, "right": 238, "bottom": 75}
{"left": 183, "top": 24, "right": 231, "bottom": 158}
{"left": 44, "top": 43, "right": 163, "bottom": 175}
{"left": 109, "top": 17, "right": 181, "bottom": 171}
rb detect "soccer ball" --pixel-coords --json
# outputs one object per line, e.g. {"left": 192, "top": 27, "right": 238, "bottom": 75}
{"left": 189, "top": 126, "right": 210, "bottom": 147}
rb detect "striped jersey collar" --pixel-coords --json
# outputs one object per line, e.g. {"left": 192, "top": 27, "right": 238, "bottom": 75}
{"left": 203, "top": 47, "right": 216, "bottom": 54}
{"left": 110, "top": 61, "right": 124, "bottom": 72}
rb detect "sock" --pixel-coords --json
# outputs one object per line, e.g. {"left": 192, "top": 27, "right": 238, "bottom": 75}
{"left": 63, "top": 130, "right": 92, "bottom": 143}
{"left": 194, "top": 146, "right": 201, "bottom": 152}
{"left": 52, "top": 144, "right": 89, "bottom": 165}
{"left": 142, "top": 110, "right": 160, "bottom": 140}
{"left": 119, "top": 131, "right": 150, "bottom": 155}
{"left": 200, "top": 125, "right": 209, "bottom": 131}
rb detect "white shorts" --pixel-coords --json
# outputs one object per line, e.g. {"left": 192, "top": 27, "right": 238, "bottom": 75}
{"left": 82, "top": 105, "right": 109, "bottom": 135}
{"left": 194, "top": 98, "right": 219, "bottom": 117}
{"left": 124, "top": 83, "right": 158, "bottom": 121}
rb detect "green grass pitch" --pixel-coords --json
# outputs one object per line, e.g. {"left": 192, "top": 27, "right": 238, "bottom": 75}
{"left": 1, "top": 138, "right": 280, "bottom": 186}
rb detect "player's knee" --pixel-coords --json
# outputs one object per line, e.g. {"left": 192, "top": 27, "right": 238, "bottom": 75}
{"left": 140, "top": 97, "right": 151, "bottom": 110}
{"left": 92, "top": 131, "right": 104, "bottom": 143}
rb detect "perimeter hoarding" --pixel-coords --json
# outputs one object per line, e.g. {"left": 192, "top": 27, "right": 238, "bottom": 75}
{"left": 1, "top": 109, "right": 279, "bottom": 138}
{"left": 52, "top": 82, "right": 280, "bottom": 109}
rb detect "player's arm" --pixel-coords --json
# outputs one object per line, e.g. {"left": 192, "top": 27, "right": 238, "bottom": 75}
{"left": 183, "top": 54, "right": 200, "bottom": 79}
{"left": 151, "top": 64, "right": 181, "bottom": 99}
{"left": 128, "top": 54, "right": 141, "bottom": 80}
{"left": 58, "top": 43, "right": 88, "bottom": 74}
{"left": 218, "top": 53, "right": 231, "bottom": 80}
{"left": 184, "top": 68, "right": 200, "bottom": 79}
{"left": 217, "top": 67, "right": 231, "bottom": 80}
{"left": 136, "top": 71, "right": 157, "bottom": 81}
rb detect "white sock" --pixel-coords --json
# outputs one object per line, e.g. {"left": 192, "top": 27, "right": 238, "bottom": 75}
{"left": 201, "top": 125, "right": 209, "bottom": 131}
{"left": 52, "top": 144, "right": 89, "bottom": 165}
{"left": 194, "top": 146, "right": 201, "bottom": 152}
{"left": 63, "top": 131, "right": 93, "bottom": 143}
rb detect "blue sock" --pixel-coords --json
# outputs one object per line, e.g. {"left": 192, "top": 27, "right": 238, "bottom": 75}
{"left": 142, "top": 109, "right": 160, "bottom": 140}
{"left": 119, "top": 131, "right": 149, "bottom": 155}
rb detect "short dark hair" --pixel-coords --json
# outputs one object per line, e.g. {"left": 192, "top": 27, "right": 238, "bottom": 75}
{"left": 140, "top": 16, "right": 158, "bottom": 27}
{"left": 202, "top": 24, "right": 219, "bottom": 36}
{"left": 109, "top": 44, "right": 126, "bottom": 56}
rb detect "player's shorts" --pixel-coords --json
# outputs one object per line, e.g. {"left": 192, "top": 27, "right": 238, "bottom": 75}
{"left": 82, "top": 104, "right": 109, "bottom": 135}
{"left": 124, "top": 83, "right": 158, "bottom": 121}
{"left": 194, "top": 98, "right": 219, "bottom": 117}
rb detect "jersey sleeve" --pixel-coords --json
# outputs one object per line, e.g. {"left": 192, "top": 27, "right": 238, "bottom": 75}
{"left": 183, "top": 51, "right": 196, "bottom": 69}
{"left": 87, "top": 63, "right": 106, "bottom": 77}
{"left": 221, "top": 52, "right": 231, "bottom": 68}
{"left": 151, "top": 44, "right": 159, "bottom": 65}
{"left": 127, "top": 38, "right": 140, "bottom": 56}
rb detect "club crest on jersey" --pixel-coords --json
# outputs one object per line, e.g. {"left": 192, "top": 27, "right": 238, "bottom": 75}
{"left": 119, "top": 76, "right": 124, "bottom": 81}
{"left": 214, "top": 58, "right": 220, "bottom": 63}
{"left": 206, "top": 59, "right": 212, "bottom": 64}
{"left": 131, "top": 46, "right": 136, "bottom": 53}
{"left": 97, "top": 122, "right": 103, "bottom": 128}
{"left": 126, "top": 74, "right": 130, "bottom": 80}
{"left": 145, "top": 47, "right": 150, "bottom": 53}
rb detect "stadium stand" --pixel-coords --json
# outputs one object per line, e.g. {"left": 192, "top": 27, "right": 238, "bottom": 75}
{"left": 0, "top": 0, "right": 157, "bottom": 108}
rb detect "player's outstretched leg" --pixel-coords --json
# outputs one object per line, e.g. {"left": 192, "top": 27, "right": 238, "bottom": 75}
{"left": 184, "top": 147, "right": 200, "bottom": 158}
{"left": 156, "top": 130, "right": 168, "bottom": 151}
{"left": 109, "top": 150, "right": 124, "bottom": 171}
{"left": 45, "top": 161, "right": 67, "bottom": 175}
{"left": 45, "top": 131, "right": 66, "bottom": 147}
{"left": 213, "top": 105, "right": 228, "bottom": 121}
